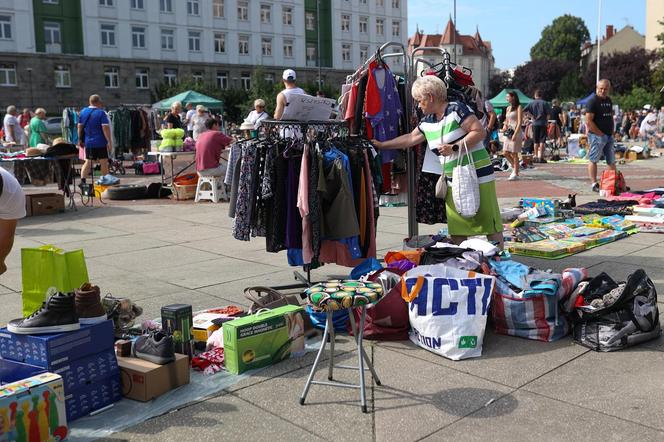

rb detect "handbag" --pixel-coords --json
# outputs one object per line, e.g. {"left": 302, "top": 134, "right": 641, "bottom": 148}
{"left": 243, "top": 286, "right": 301, "bottom": 313}
{"left": 452, "top": 139, "right": 480, "bottom": 218}
{"left": 503, "top": 127, "right": 515, "bottom": 139}
{"left": 435, "top": 155, "right": 447, "bottom": 199}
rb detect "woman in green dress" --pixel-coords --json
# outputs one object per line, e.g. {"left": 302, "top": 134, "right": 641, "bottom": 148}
{"left": 27, "top": 108, "right": 48, "bottom": 147}
{"left": 371, "top": 75, "right": 503, "bottom": 248}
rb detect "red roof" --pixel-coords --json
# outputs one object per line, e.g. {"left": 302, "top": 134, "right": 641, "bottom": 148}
{"left": 408, "top": 18, "right": 492, "bottom": 56}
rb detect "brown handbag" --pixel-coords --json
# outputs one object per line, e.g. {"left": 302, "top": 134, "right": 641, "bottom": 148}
{"left": 243, "top": 286, "right": 301, "bottom": 313}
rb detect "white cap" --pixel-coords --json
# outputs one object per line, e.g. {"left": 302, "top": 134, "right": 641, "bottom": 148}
{"left": 282, "top": 69, "right": 296, "bottom": 81}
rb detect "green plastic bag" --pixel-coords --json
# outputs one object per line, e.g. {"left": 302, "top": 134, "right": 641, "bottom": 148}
{"left": 21, "top": 245, "right": 89, "bottom": 317}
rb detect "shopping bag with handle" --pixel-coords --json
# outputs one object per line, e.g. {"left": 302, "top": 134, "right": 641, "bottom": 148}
{"left": 21, "top": 245, "right": 89, "bottom": 316}
{"left": 401, "top": 264, "right": 495, "bottom": 360}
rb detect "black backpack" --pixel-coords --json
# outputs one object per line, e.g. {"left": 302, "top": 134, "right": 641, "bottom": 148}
{"left": 572, "top": 269, "right": 661, "bottom": 351}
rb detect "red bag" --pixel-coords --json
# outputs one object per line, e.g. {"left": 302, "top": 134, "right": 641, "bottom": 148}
{"left": 142, "top": 162, "right": 161, "bottom": 175}
{"left": 348, "top": 269, "right": 410, "bottom": 341}
{"left": 600, "top": 169, "right": 626, "bottom": 196}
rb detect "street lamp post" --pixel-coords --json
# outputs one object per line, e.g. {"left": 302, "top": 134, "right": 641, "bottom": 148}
{"left": 453, "top": 0, "right": 457, "bottom": 63}
{"left": 317, "top": 0, "right": 322, "bottom": 90}
{"left": 596, "top": 0, "right": 602, "bottom": 83}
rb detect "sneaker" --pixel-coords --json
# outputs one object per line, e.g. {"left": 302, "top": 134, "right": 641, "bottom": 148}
{"left": 591, "top": 182, "right": 600, "bottom": 192}
{"left": 74, "top": 282, "right": 107, "bottom": 324}
{"left": 7, "top": 291, "right": 80, "bottom": 334}
{"left": 96, "top": 174, "right": 120, "bottom": 186}
{"left": 133, "top": 331, "right": 175, "bottom": 365}
{"left": 508, "top": 173, "right": 519, "bottom": 181}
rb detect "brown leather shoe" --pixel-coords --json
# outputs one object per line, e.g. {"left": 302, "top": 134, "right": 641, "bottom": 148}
{"left": 74, "top": 282, "right": 108, "bottom": 324}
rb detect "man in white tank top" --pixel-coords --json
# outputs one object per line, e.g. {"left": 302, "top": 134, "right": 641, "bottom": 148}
{"left": 274, "top": 69, "right": 307, "bottom": 120}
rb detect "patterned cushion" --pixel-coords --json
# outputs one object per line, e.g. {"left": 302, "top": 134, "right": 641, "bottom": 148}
{"left": 305, "top": 280, "right": 383, "bottom": 311}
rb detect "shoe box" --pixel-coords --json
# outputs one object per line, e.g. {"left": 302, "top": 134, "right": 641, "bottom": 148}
{"left": 117, "top": 353, "right": 190, "bottom": 402}
{"left": 1, "top": 372, "right": 69, "bottom": 442}
{"left": 24, "top": 192, "right": 65, "bottom": 217}
{"left": 0, "top": 320, "right": 121, "bottom": 421}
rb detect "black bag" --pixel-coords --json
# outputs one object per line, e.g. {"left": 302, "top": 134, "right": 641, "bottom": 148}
{"left": 503, "top": 128, "right": 515, "bottom": 139}
{"left": 572, "top": 269, "right": 661, "bottom": 351}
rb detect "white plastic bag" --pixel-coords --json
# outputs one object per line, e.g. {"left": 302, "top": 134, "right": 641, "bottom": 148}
{"left": 452, "top": 140, "right": 480, "bottom": 218}
{"left": 401, "top": 264, "right": 495, "bottom": 360}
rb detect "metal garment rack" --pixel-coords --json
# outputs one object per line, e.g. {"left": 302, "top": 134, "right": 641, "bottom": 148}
{"left": 346, "top": 41, "right": 418, "bottom": 239}
{"left": 258, "top": 119, "right": 350, "bottom": 290}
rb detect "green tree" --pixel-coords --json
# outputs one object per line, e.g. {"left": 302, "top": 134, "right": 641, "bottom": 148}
{"left": 530, "top": 15, "right": 590, "bottom": 62}
{"left": 613, "top": 86, "right": 663, "bottom": 110}
{"left": 240, "top": 66, "right": 278, "bottom": 118}
{"left": 557, "top": 72, "right": 589, "bottom": 101}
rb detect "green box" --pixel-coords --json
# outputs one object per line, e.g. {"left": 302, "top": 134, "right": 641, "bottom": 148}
{"left": 161, "top": 304, "right": 193, "bottom": 358}
{"left": 223, "top": 305, "right": 305, "bottom": 374}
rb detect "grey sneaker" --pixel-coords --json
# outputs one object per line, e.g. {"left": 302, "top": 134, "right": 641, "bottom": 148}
{"left": 133, "top": 331, "right": 175, "bottom": 365}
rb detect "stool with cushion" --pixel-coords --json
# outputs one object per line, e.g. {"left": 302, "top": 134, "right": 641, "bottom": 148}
{"left": 195, "top": 175, "right": 227, "bottom": 203}
{"left": 300, "top": 280, "right": 383, "bottom": 413}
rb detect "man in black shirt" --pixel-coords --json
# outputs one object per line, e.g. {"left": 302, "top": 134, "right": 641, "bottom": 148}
{"left": 524, "top": 90, "right": 551, "bottom": 162}
{"left": 586, "top": 79, "right": 615, "bottom": 192}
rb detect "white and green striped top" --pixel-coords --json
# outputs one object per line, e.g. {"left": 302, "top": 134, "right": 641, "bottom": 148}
{"left": 418, "top": 102, "right": 494, "bottom": 184}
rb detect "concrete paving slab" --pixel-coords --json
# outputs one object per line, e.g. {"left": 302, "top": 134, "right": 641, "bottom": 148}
{"left": 196, "top": 270, "right": 309, "bottom": 305}
{"left": 622, "top": 232, "right": 664, "bottom": 246}
{"left": 0, "top": 291, "right": 22, "bottom": 327}
{"left": 586, "top": 261, "right": 664, "bottom": 296}
{"left": 376, "top": 330, "right": 589, "bottom": 388}
{"left": 611, "top": 244, "right": 664, "bottom": 269}
{"left": 523, "top": 347, "right": 664, "bottom": 430}
{"left": 108, "top": 392, "right": 322, "bottom": 442}
{"left": 0, "top": 267, "right": 21, "bottom": 292}
{"left": 91, "top": 245, "right": 221, "bottom": 272}
{"left": 375, "top": 231, "right": 409, "bottom": 251}
{"left": 234, "top": 356, "right": 374, "bottom": 442}
{"left": 372, "top": 345, "right": 513, "bottom": 441}
{"left": 15, "top": 223, "right": 129, "bottom": 244}
{"left": 138, "top": 225, "right": 230, "bottom": 244}
{"left": 424, "top": 390, "right": 664, "bottom": 442}
{"left": 145, "top": 257, "right": 283, "bottom": 290}
{"left": 180, "top": 236, "right": 267, "bottom": 257}
{"left": 91, "top": 275, "right": 187, "bottom": 301}
{"left": 96, "top": 216, "right": 196, "bottom": 234}
{"left": 57, "top": 234, "right": 172, "bottom": 259}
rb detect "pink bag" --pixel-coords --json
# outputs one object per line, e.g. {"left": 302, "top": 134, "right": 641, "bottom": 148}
{"left": 348, "top": 268, "right": 410, "bottom": 341}
{"left": 78, "top": 147, "right": 86, "bottom": 161}
{"left": 142, "top": 162, "right": 160, "bottom": 175}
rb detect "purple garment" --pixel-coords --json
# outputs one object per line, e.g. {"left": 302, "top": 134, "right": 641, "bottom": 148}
{"left": 284, "top": 156, "right": 303, "bottom": 249}
{"left": 366, "top": 63, "right": 402, "bottom": 163}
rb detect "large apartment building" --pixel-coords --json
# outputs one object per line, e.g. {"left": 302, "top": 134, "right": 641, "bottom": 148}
{"left": 0, "top": 0, "right": 407, "bottom": 111}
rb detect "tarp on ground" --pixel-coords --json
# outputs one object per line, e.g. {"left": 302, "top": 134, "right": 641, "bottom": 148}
{"left": 489, "top": 88, "right": 533, "bottom": 111}
{"left": 576, "top": 93, "right": 595, "bottom": 107}
{"left": 153, "top": 90, "right": 224, "bottom": 112}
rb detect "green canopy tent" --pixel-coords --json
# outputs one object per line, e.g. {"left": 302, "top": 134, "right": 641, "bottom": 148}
{"left": 489, "top": 89, "right": 533, "bottom": 115}
{"left": 153, "top": 90, "right": 224, "bottom": 112}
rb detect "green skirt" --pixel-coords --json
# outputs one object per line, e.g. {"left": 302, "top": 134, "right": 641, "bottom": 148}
{"left": 445, "top": 180, "right": 503, "bottom": 236}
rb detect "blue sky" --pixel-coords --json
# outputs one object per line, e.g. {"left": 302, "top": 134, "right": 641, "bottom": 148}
{"left": 407, "top": 0, "right": 646, "bottom": 70}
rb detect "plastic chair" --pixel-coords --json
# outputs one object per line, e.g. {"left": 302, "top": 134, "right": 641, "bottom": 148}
{"left": 195, "top": 175, "right": 227, "bottom": 203}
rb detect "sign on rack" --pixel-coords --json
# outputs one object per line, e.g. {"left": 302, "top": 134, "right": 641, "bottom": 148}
{"left": 281, "top": 94, "right": 337, "bottom": 121}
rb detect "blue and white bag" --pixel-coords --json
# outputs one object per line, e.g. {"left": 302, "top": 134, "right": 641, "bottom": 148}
{"left": 401, "top": 264, "right": 495, "bottom": 360}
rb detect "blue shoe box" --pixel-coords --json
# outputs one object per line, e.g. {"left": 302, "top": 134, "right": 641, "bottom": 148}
{"left": 0, "top": 320, "right": 114, "bottom": 367}
{"left": 65, "top": 372, "right": 122, "bottom": 421}
{"left": 0, "top": 357, "right": 46, "bottom": 385}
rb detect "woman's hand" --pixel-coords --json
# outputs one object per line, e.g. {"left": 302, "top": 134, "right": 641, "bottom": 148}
{"left": 370, "top": 139, "right": 384, "bottom": 149}
{"left": 437, "top": 143, "right": 456, "bottom": 156}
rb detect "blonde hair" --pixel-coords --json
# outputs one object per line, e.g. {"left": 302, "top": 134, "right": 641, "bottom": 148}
{"left": 254, "top": 99, "right": 265, "bottom": 108}
{"left": 35, "top": 108, "right": 46, "bottom": 116}
{"left": 411, "top": 76, "right": 447, "bottom": 103}
{"left": 171, "top": 101, "right": 182, "bottom": 110}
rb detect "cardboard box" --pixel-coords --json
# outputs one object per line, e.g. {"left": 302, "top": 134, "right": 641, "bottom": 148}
{"left": 192, "top": 312, "right": 225, "bottom": 343}
{"left": 25, "top": 193, "right": 65, "bottom": 217}
{"left": 0, "top": 373, "right": 68, "bottom": 442}
{"left": 161, "top": 304, "right": 193, "bottom": 357}
{"left": 64, "top": 373, "right": 122, "bottom": 421}
{"left": 49, "top": 349, "right": 118, "bottom": 393}
{"left": 0, "top": 320, "right": 115, "bottom": 367}
{"left": 117, "top": 354, "right": 190, "bottom": 402}
{"left": 223, "top": 305, "right": 305, "bottom": 375}
{"left": 0, "top": 358, "right": 46, "bottom": 385}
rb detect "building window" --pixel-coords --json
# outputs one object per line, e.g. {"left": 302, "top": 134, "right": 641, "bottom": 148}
{"left": 283, "top": 39, "right": 293, "bottom": 58}
{"left": 42, "top": 0, "right": 59, "bottom": 4}
{"left": 160, "top": 0, "right": 172, "bottom": 13}
{"left": 360, "top": 45, "right": 368, "bottom": 62}
{"left": 135, "top": 68, "right": 149, "bottom": 89}
{"left": 212, "top": 0, "right": 224, "bottom": 17}
{"left": 100, "top": 23, "right": 116, "bottom": 47}
{"left": 305, "top": 12, "right": 315, "bottom": 31}
{"left": 264, "top": 73, "right": 274, "bottom": 84}
{"left": 0, "top": 64, "right": 16, "bottom": 86}
{"left": 44, "top": 21, "right": 61, "bottom": 45}
{"left": 0, "top": 15, "right": 12, "bottom": 40}
{"left": 260, "top": 4, "right": 271, "bottom": 24}
{"left": 99, "top": 0, "right": 113, "bottom": 6}
{"left": 282, "top": 6, "right": 292, "bottom": 25}
{"left": 192, "top": 71, "right": 203, "bottom": 83}
{"left": 359, "top": 16, "right": 368, "bottom": 33}
{"left": 216, "top": 71, "right": 228, "bottom": 89}
{"left": 238, "top": 1, "right": 248, "bottom": 21}
{"left": 132, "top": 26, "right": 145, "bottom": 49}
{"left": 392, "top": 20, "right": 400, "bottom": 37}
{"left": 360, "top": 0, "right": 367, "bottom": 4}
{"left": 214, "top": 32, "right": 225, "bottom": 53}
{"left": 54, "top": 65, "right": 70, "bottom": 88}
{"left": 261, "top": 37, "right": 272, "bottom": 56}
{"left": 161, "top": 29, "right": 174, "bottom": 50}
{"left": 342, "top": 43, "right": 351, "bottom": 62}
{"left": 238, "top": 35, "right": 249, "bottom": 55}
{"left": 306, "top": 44, "right": 316, "bottom": 66}
{"left": 376, "top": 18, "right": 384, "bottom": 35}
{"left": 392, "top": 0, "right": 400, "bottom": 8}
{"left": 104, "top": 66, "right": 119, "bottom": 88}
{"left": 376, "top": 0, "right": 384, "bottom": 6}
{"left": 341, "top": 14, "right": 350, "bottom": 32}
{"left": 188, "top": 30, "right": 201, "bottom": 52}
{"left": 187, "top": 0, "right": 199, "bottom": 16}
{"left": 240, "top": 73, "right": 251, "bottom": 90}
{"left": 163, "top": 68, "right": 177, "bottom": 86}
{"left": 130, "top": 0, "right": 144, "bottom": 9}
